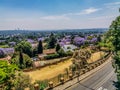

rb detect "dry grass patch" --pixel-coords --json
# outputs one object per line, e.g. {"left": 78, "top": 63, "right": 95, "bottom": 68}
{"left": 24, "top": 51, "right": 105, "bottom": 83}
{"left": 25, "top": 58, "right": 72, "bottom": 83}
{"left": 87, "top": 51, "right": 105, "bottom": 63}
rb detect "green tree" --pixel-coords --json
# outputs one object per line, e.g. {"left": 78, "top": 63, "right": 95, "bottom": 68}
{"left": 19, "top": 50, "right": 24, "bottom": 69}
{"left": 33, "top": 47, "right": 37, "bottom": 57}
{"left": 56, "top": 43, "right": 61, "bottom": 52}
{"left": 0, "top": 61, "right": 18, "bottom": 90}
{"left": 48, "top": 33, "right": 56, "bottom": 49}
{"left": 58, "top": 49, "right": 67, "bottom": 57}
{"left": 11, "top": 53, "right": 32, "bottom": 69}
{"left": 105, "top": 15, "right": 120, "bottom": 52}
{"left": 105, "top": 9, "right": 120, "bottom": 89}
{"left": 37, "top": 40, "right": 43, "bottom": 54}
{"left": 15, "top": 41, "right": 32, "bottom": 57}
{"left": 97, "top": 35, "right": 101, "bottom": 42}
{"left": 0, "top": 49, "right": 7, "bottom": 58}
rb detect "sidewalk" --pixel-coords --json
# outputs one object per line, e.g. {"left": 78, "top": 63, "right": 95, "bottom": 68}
{"left": 53, "top": 57, "right": 112, "bottom": 90}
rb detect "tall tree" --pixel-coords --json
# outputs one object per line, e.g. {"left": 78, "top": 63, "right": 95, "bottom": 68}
{"left": 105, "top": 9, "right": 120, "bottom": 88}
{"left": 19, "top": 50, "right": 24, "bottom": 69}
{"left": 12, "top": 52, "right": 32, "bottom": 69}
{"left": 48, "top": 33, "right": 56, "bottom": 49}
{"left": 56, "top": 43, "right": 61, "bottom": 52}
{"left": 37, "top": 40, "right": 43, "bottom": 54}
{"left": 97, "top": 35, "right": 101, "bottom": 42}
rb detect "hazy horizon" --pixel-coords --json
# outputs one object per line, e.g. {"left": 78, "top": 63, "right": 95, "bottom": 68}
{"left": 0, "top": 28, "right": 108, "bottom": 31}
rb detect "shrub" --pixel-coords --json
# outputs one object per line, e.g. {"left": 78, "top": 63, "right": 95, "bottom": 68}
{"left": 44, "top": 53, "right": 59, "bottom": 60}
{"left": 58, "top": 49, "right": 67, "bottom": 57}
{"left": 35, "top": 80, "right": 48, "bottom": 90}
{"left": 66, "top": 50, "right": 73, "bottom": 56}
{"left": 11, "top": 53, "right": 32, "bottom": 69}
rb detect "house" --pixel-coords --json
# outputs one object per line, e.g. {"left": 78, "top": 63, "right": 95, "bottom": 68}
{"left": 43, "top": 49, "right": 56, "bottom": 55}
{"left": 61, "top": 44, "right": 77, "bottom": 52}
{"left": 38, "top": 49, "right": 56, "bottom": 60}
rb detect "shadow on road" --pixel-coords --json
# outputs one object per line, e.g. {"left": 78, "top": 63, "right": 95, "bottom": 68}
{"left": 113, "top": 81, "right": 120, "bottom": 90}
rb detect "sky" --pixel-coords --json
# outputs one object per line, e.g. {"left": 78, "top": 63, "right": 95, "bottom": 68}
{"left": 0, "top": 0, "right": 120, "bottom": 30}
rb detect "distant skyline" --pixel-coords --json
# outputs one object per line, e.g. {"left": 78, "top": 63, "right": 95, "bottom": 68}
{"left": 0, "top": 0, "right": 120, "bottom": 30}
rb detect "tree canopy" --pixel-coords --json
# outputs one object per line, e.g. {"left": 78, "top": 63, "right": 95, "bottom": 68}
{"left": 15, "top": 41, "right": 32, "bottom": 57}
{"left": 105, "top": 15, "right": 120, "bottom": 52}
{"left": 11, "top": 52, "right": 32, "bottom": 69}
{"left": 47, "top": 33, "right": 57, "bottom": 49}
{"left": 105, "top": 10, "right": 120, "bottom": 88}
{"left": 56, "top": 43, "right": 61, "bottom": 52}
{"left": 0, "top": 60, "right": 18, "bottom": 89}
{"left": 37, "top": 40, "right": 43, "bottom": 54}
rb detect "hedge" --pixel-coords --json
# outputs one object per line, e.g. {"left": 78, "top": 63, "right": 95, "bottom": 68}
{"left": 44, "top": 53, "right": 60, "bottom": 60}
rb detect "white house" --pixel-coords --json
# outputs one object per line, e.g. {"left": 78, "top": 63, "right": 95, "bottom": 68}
{"left": 61, "top": 44, "right": 77, "bottom": 52}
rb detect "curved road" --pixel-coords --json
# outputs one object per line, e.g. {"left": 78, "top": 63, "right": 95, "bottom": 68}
{"left": 67, "top": 59, "right": 117, "bottom": 90}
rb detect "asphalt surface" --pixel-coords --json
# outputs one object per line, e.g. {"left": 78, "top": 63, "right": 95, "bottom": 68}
{"left": 68, "top": 60, "right": 117, "bottom": 90}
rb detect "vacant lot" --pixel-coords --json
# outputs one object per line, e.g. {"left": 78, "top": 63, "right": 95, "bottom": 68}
{"left": 25, "top": 51, "right": 105, "bottom": 82}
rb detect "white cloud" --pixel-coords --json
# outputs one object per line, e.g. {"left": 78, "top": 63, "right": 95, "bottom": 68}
{"left": 40, "top": 15, "right": 70, "bottom": 20}
{"left": 63, "top": 7, "right": 100, "bottom": 16}
{"left": 40, "top": 7, "right": 100, "bottom": 20}
{"left": 81, "top": 7, "right": 100, "bottom": 14}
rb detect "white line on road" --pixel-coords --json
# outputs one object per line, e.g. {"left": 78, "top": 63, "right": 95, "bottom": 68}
{"left": 94, "top": 70, "right": 115, "bottom": 90}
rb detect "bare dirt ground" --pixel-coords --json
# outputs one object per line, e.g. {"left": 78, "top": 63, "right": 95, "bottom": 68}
{"left": 25, "top": 51, "right": 105, "bottom": 82}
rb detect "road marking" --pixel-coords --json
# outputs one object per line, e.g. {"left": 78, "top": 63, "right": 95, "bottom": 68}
{"left": 97, "top": 87, "right": 108, "bottom": 90}
{"left": 94, "top": 70, "right": 114, "bottom": 89}
{"left": 65, "top": 58, "right": 113, "bottom": 90}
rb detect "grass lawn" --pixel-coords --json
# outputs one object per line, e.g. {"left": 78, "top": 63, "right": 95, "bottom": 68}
{"left": 24, "top": 51, "right": 105, "bottom": 83}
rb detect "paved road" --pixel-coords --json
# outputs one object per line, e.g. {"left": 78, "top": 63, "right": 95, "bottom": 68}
{"left": 68, "top": 60, "right": 117, "bottom": 90}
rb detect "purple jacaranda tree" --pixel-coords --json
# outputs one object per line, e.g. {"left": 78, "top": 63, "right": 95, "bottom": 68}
{"left": 37, "top": 37, "right": 44, "bottom": 41}
{"left": 27, "top": 39, "right": 35, "bottom": 44}
{"left": 73, "top": 37, "right": 86, "bottom": 46}
{"left": 0, "top": 48, "right": 7, "bottom": 58}
{"left": 90, "top": 38, "right": 97, "bottom": 43}
{"left": 59, "top": 42, "right": 65, "bottom": 46}
{"left": 2, "top": 48, "right": 14, "bottom": 55}
{"left": 58, "top": 38, "right": 71, "bottom": 46}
